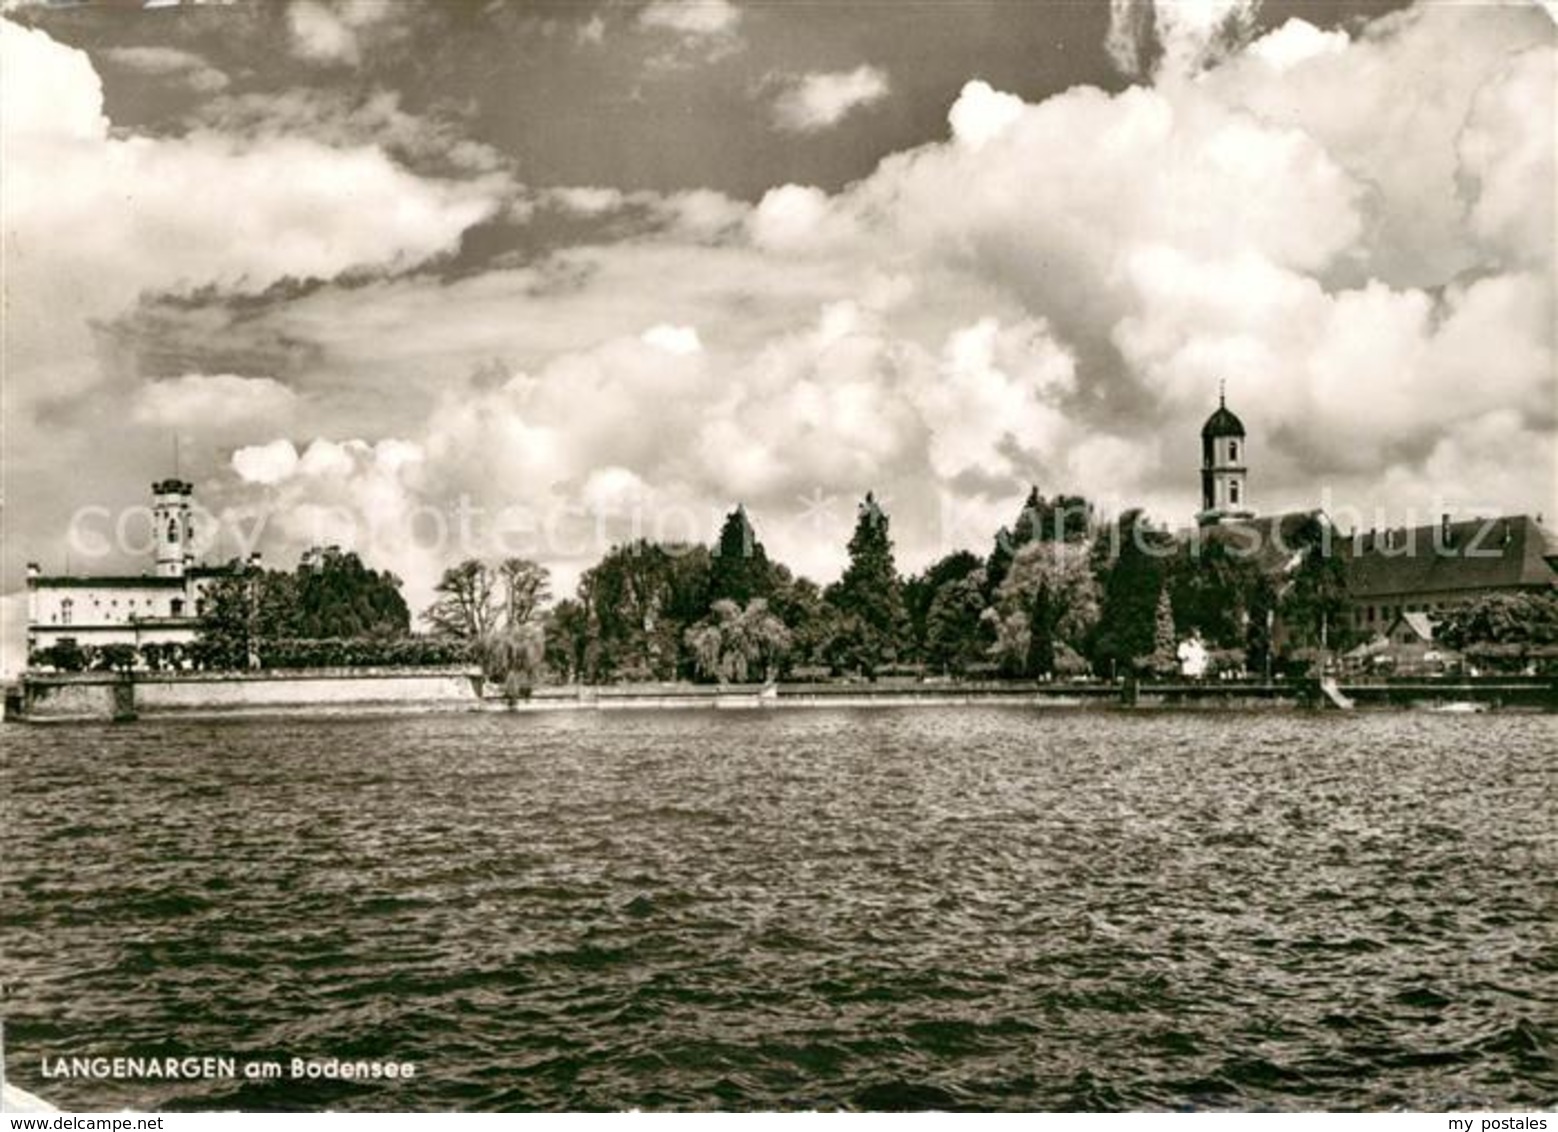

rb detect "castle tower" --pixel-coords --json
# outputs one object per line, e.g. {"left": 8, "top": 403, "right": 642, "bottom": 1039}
{"left": 151, "top": 478, "right": 195, "bottom": 578}
{"left": 1198, "top": 386, "right": 1252, "bottom": 526}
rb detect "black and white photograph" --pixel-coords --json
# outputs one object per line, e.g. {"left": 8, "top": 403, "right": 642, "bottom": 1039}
{"left": 0, "top": 0, "right": 1554, "bottom": 1118}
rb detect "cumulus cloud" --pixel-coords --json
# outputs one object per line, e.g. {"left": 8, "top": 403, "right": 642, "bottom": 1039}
{"left": 771, "top": 65, "right": 889, "bottom": 133}
{"left": 2, "top": 20, "right": 501, "bottom": 355}
{"left": 265, "top": 1, "right": 1548, "bottom": 595}
{"left": 1107, "top": 0, "right": 1262, "bottom": 80}
{"left": 638, "top": 0, "right": 742, "bottom": 66}
{"left": 132, "top": 373, "right": 300, "bottom": 437}
{"left": 638, "top": 0, "right": 739, "bottom": 38}
{"left": 227, "top": 437, "right": 441, "bottom": 599}
{"left": 1246, "top": 18, "right": 1348, "bottom": 72}
{"left": 0, "top": 17, "right": 506, "bottom": 602}
{"left": 747, "top": 183, "right": 859, "bottom": 253}
{"left": 233, "top": 438, "right": 302, "bottom": 486}
{"left": 947, "top": 80, "right": 1024, "bottom": 150}
{"left": 1457, "top": 46, "right": 1555, "bottom": 267}
{"left": 578, "top": 14, "right": 606, "bottom": 46}
{"left": 103, "top": 45, "right": 229, "bottom": 92}
{"left": 287, "top": 0, "right": 395, "bottom": 66}
{"left": 5, "top": 1, "right": 1553, "bottom": 623}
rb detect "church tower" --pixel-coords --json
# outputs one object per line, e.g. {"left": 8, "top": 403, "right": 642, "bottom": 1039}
{"left": 151, "top": 478, "right": 195, "bottom": 578}
{"left": 1198, "top": 386, "right": 1252, "bottom": 526}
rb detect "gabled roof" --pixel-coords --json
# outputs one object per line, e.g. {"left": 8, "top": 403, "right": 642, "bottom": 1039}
{"left": 1340, "top": 515, "right": 1558, "bottom": 599}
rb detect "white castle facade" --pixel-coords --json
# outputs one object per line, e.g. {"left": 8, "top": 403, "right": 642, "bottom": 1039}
{"left": 25, "top": 479, "right": 247, "bottom": 659}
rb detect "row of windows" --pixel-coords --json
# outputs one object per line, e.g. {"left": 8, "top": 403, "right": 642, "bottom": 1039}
{"left": 52, "top": 597, "right": 188, "bottom": 625}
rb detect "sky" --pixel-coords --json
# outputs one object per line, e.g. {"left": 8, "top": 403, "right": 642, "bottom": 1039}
{"left": 1, "top": 0, "right": 1554, "bottom": 664}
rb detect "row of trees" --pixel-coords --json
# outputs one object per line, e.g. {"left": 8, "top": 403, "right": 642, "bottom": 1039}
{"left": 414, "top": 490, "right": 1353, "bottom": 687}
{"left": 194, "top": 546, "right": 411, "bottom": 670}
{"left": 45, "top": 486, "right": 1558, "bottom": 682}
{"left": 34, "top": 498, "right": 1554, "bottom": 680}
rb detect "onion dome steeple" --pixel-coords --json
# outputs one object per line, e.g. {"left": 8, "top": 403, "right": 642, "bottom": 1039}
{"left": 1201, "top": 382, "right": 1246, "bottom": 440}
{"left": 1198, "top": 382, "right": 1252, "bottom": 526}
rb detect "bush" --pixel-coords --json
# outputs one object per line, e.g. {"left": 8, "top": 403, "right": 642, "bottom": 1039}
{"left": 29, "top": 641, "right": 88, "bottom": 672}
{"left": 92, "top": 644, "right": 140, "bottom": 672}
{"left": 251, "top": 637, "right": 474, "bottom": 670}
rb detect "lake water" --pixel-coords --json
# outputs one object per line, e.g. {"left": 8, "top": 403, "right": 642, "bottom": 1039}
{"left": 2, "top": 708, "right": 1554, "bottom": 1111}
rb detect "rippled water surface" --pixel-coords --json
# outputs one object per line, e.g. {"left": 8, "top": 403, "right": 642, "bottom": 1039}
{"left": 3, "top": 709, "right": 1554, "bottom": 1111}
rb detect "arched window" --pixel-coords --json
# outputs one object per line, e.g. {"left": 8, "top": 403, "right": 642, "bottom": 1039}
{"left": 1230, "top": 482, "right": 1240, "bottom": 505}
{"left": 166, "top": 519, "right": 179, "bottom": 544}
{"left": 1229, "top": 441, "right": 1239, "bottom": 462}
{"left": 171, "top": 598, "right": 184, "bottom": 617}
{"left": 61, "top": 599, "right": 73, "bottom": 625}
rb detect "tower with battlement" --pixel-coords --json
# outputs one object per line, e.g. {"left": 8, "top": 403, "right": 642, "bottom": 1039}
{"left": 151, "top": 478, "right": 195, "bottom": 579}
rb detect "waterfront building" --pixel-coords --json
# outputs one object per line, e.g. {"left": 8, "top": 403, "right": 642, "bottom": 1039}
{"left": 1339, "top": 514, "right": 1558, "bottom": 636}
{"left": 1186, "top": 389, "right": 1558, "bottom": 640}
{"left": 1343, "top": 611, "right": 1460, "bottom": 675}
{"left": 26, "top": 479, "right": 248, "bottom": 661}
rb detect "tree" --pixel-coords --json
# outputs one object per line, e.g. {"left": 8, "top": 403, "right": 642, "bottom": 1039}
{"left": 1147, "top": 585, "right": 1178, "bottom": 676}
{"left": 1279, "top": 516, "right": 1351, "bottom": 652}
{"left": 577, "top": 541, "right": 712, "bottom": 681}
{"left": 196, "top": 562, "right": 278, "bottom": 669}
{"left": 904, "top": 550, "right": 982, "bottom": 659}
{"left": 1091, "top": 510, "right": 1173, "bottom": 675}
{"left": 1437, "top": 592, "right": 1558, "bottom": 651}
{"left": 497, "top": 558, "right": 550, "bottom": 629}
{"left": 1245, "top": 573, "right": 1279, "bottom": 679}
{"left": 544, "top": 598, "right": 590, "bottom": 683}
{"left": 474, "top": 622, "right": 547, "bottom": 704}
{"left": 923, "top": 568, "right": 989, "bottom": 674}
{"left": 986, "top": 488, "right": 1093, "bottom": 597}
{"left": 1166, "top": 537, "right": 1264, "bottom": 650}
{"left": 708, "top": 506, "right": 774, "bottom": 606}
{"left": 685, "top": 599, "right": 791, "bottom": 684}
{"left": 825, "top": 493, "right": 910, "bottom": 676}
{"left": 423, "top": 559, "right": 499, "bottom": 640}
{"left": 985, "top": 540, "right": 1099, "bottom": 678}
{"left": 292, "top": 547, "right": 409, "bottom": 637}
{"left": 766, "top": 572, "right": 838, "bottom": 676}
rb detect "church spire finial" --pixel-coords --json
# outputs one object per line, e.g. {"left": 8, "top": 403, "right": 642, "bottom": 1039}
{"left": 1219, "top": 378, "right": 1226, "bottom": 409}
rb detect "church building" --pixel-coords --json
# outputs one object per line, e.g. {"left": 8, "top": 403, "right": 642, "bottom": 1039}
{"left": 1187, "top": 388, "right": 1558, "bottom": 636}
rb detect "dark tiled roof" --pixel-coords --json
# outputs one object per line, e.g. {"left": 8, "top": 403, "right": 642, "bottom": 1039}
{"left": 1340, "top": 515, "right": 1558, "bottom": 599}
{"left": 27, "top": 575, "right": 186, "bottom": 589}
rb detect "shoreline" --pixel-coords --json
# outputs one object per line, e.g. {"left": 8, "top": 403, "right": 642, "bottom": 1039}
{"left": 9, "top": 669, "right": 1554, "bottom": 722}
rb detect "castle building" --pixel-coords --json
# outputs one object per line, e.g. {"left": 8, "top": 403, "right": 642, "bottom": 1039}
{"left": 26, "top": 479, "right": 248, "bottom": 662}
